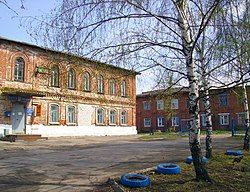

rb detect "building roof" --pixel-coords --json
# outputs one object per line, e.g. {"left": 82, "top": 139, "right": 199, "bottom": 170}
{"left": 0, "top": 36, "right": 140, "bottom": 75}
{"left": 137, "top": 87, "right": 189, "bottom": 98}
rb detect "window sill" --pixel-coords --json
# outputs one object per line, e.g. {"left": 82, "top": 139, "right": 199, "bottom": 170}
{"left": 66, "top": 123, "right": 77, "bottom": 126}
{"left": 49, "top": 122, "right": 60, "bottom": 125}
{"left": 109, "top": 123, "right": 117, "bottom": 126}
{"left": 51, "top": 85, "right": 60, "bottom": 88}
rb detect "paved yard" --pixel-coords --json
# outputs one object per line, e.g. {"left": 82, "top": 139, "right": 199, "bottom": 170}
{"left": 0, "top": 134, "right": 243, "bottom": 191}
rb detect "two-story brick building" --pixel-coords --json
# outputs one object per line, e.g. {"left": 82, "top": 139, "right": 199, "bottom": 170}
{"left": 0, "top": 37, "right": 138, "bottom": 137}
{"left": 136, "top": 86, "right": 250, "bottom": 133}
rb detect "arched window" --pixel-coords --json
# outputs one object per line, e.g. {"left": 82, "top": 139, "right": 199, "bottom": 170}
{"left": 68, "top": 68, "right": 76, "bottom": 89}
{"left": 121, "top": 110, "right": 127, "bottom": 125}
{"left": 109, "top": 79, "right": 116, "bottom": 95}
{"left": 121, "top": 80, "right": 126, "bottom": 97}
{"left": 109, "top": 109, "right": 116, "bottom": 124}
{"left": 50, "top": 104, "right": 59, "bottom": 123}
{"left": 67, "top": 106, "right": 76, "bottom": 124}
{"left": 97, "top": 75, "right": 104, "bottom": 93}
{"left": 51, "top": 65, "right": 59, "bottom": 87}
{"left": 83, "top": 72, "right": 90, "bottom": 91}
{"left": 97, "top": 108, "right": 104, "bottom": 124}
{"left": 14, "top": 57, "right": 25, "bottom": 81}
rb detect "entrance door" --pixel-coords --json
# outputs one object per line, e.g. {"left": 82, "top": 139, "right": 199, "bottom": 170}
{"left": 11, "top": 103, "right": 25, "bottom": 134}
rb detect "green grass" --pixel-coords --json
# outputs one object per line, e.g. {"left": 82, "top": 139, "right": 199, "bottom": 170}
{"left": 139, "top": 132, "right": 186, "bottom": 141}
{"left": 117, "top": 152, "right": 250, "bottom": 192}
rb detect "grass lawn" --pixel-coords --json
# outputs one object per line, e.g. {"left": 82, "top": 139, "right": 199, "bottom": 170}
{"left": 139, "top": 130, "right": 247, "bottom": 141}
{"left": 115, "top": 151, "right": 250, "bottom": 192}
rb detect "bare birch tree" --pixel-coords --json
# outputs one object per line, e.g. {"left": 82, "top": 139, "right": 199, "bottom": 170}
{"left": 26, "top": 0, "right": 249, "bottom": 182}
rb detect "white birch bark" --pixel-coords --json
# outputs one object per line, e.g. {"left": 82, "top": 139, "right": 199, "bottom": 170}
{"left": 174, "top": 0, "right": 211, "bottom": 182}
{"left": 243, "top": 82, "right": 250, "bottom": 150}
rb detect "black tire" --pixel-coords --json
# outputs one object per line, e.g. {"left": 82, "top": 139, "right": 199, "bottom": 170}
{"left": 120, "top": 173, "right": 150, "bottom": 188}
{"left": 156, "top": 163, "right": 181, "bottom": 175}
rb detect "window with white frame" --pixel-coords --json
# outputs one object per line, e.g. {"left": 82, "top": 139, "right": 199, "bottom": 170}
{"left": 143, "top": 101, "right": 151, "bottom": 110}
{"left": 14, "top": 57, "right": 25, "bottom": 82}
{"left": 97, "top": 108, "right": 104, "bottom": 124}
{"left": 83, "top": 72, "right": 90, "bottom": 91}
{"left": 121, "top": 110, "right": 127, "bottom": 125}
{"left": 50, "top": 104, "right": 59, "bottom": 123}
{"left": 68, "top": 68, "right": 76, "bottom": 89}
{"left": 97, "top": 75, "right": 104, "bottom": 93}
{"left": 237, "top": 112, "right": 246, "bottom": 126}
{"left": 219, "top": 113, "right": 229, "bottom": 125}
{"left": 157, "top": 117, "right": 164, "bottom": 127}
{"left": 219, "top": 94, "right": 228, "bottom": 107}
{"left": 172, "top": 116, "right": 179, "bottom": 126}
{"left": 109, "top": 79, "right": 116, "bottom": 95}
{"left": 67, "top": 106, "right": 76, "bottom": 124}
{"left": 51, "top": 65, "right": 59, "bottom": 87}
{"left": 200, "top": 114, "right": 206, "bottom": 127}
{"left": 157, "top": 100, "right": 164, "bottom": 110}
{"left": 121, "top": 80, "right": 126, "bottom": 97}
{"left": 109, "top": 109, "right": 116, "bottom": 125}
{"left": 171, "top": 99, "right": 179, "bottom": 109}
{"left": 144, "top": 118, "right": 151, "bottom": 127}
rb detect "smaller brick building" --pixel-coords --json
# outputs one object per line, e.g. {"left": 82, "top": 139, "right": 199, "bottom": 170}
{"left": 136, "top": 86, "right": 250, "bottom": 133}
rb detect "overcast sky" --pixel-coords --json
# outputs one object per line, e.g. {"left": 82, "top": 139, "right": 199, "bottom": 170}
{"left": 0, "top": 0, "right": 154, "bottom": 93}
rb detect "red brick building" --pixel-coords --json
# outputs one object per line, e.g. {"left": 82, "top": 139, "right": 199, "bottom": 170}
{"left": 0, "top": 37, "right": 138, "bottom": 137}
{"left": 136, "top": 86, "right": 250, "bottom": 133}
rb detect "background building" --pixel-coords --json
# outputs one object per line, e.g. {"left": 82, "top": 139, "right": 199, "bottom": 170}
{"left": 136, "top": 87, "right": 250, "bottom": 133}
{"left": 0, "top": 37, "right": 138, "bottom": 137}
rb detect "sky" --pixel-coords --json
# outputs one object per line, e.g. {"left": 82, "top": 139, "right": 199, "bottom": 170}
{"left": 0, "top": 0, "right": 155, "bottom": 94}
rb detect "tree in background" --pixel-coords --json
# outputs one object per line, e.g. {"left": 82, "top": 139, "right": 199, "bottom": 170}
{"left": 26, "top": 0, "right": 250, "bottom": 182}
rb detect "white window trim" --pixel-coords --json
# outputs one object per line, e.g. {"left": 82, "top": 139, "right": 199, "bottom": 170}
{"left": 172, "top": 116, "right": 179, "bottom": 126}
{"left": 157, "top": 100, "right": 164, "bottom": 110}
{"left": 157, "top": 117, "right": 164, "bottom": 127}
{"left": 109, "top": 109, "right": 117, "bottom": 125}
{"left": 144, "top": 118, "right": 151, "bottom": 127}
{"left": 171, "top": 99, "right": 179, "bottom": 109}
{"left": 96, "top": 108, "right": 105, "bottom": 125}
{"left": 219, "top": 113, "right": 229, "bottom": 125}
{"left": 66, "top": 105, "right": 77, "bottom": 125}
{"left": 143, "top": 101, "right": 151, "bottom": 110}
{"left": 237, "top": 112, "right": 247, "bottom": 125}
{"left": 120, "top": 110, "right": 128, "bottom": 125}
{"left": 49, "top": 103, "right": 60, "bottom": 125}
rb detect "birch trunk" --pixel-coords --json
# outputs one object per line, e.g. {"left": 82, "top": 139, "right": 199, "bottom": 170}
{"left": 243, "top": 82, "right": 250, "bottom": 151}
{"left": 175, "top": 0, "right": 211, "bottom": 182}
{"left": 198, "top": 46, "right": 213, "bottom": 158}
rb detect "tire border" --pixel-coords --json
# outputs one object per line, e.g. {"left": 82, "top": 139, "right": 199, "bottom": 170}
{"left": 156, "top": 163, "right": 181, "bottom": 175}
{"left": 120, "top": 173, "right": 150, "bottom": 188}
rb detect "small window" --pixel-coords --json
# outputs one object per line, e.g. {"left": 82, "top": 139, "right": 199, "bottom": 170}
{"left": 171, "top": 99, "right": 179, "bottom": 109}
{"left": 98, "top": 75, "right": 104, "bottom": 93}
{"left": 157, "top": 100, "right": 164, "bottom": 110}
{"left": 51, "top": 65, "right": 59, "bottom": 87}
{"left": 67, "top": 106, "right": 76, "bottom": 124}
{"left": 219, "top": 113, "right": 229, "bottom": 125}
{"left": 237, "top": 112, "right": 246, "bottom": 126}
{"left": 143, "top": 101, "right": 151, "bottom": 110}
{"left": 157, "top": 117, "right": 164, "bottom": 127}
{"left": 68, "top": 68, "right": 76, "bottom": 89}
{"left": 83, "top": 72, "right": 90, "bottom": 91}
{"left": 14, "top": 57, "right": 25, "bottom": 81}
{"left": 109, "top": 109, "right": 116, "bottom": 125}
{"left": 200, "top": 114, "right": 206, "bottom": 127}
{"left": 121, "top": 80, "right": 126, "bottom": 97}
{"left": 50, "top": 104, "right": 59, "bottom": 124}
{"left": 97, "top": 108, "right": 104, "bottom": 124}
{"left": 186, "top": 99, "right": 190, "bottom": 109}
{"left": 219, "top": 94, "right": 228, "bottom": 107}
{"left": 172, "top": 116, "right": 179, "bottom": 126}
{"left": 121, "top": 110, "right": 127, "bottom": 125}
{"left": 144, "top": 118, "right": 151, "bottom": 127}
{"left": 109, "top": 79, "right": 116, "bottom": 95}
